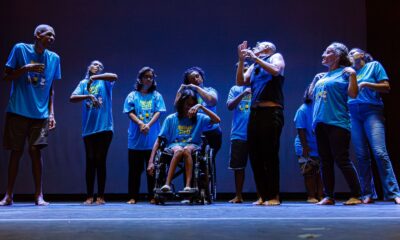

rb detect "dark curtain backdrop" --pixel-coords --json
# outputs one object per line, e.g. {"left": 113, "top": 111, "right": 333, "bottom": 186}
{"left": 0, "top": 0, "right": 367, "bottom": 194}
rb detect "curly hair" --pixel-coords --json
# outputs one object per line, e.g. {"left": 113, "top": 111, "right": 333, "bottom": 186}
{"left": 329, "top": 42, "right": 352, "bottom": 67}
{"left": 183, "top": 66, "right": 205, "bottom": 85}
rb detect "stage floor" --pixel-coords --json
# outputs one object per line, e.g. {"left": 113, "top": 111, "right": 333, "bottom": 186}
{"left": 1, "top": 201, "right": 400, "bottom": 240}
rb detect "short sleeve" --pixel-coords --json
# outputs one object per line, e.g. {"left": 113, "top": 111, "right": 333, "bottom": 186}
{"left": 227, "top": 86, "right": 237, "bottom": 103}
{"left": 373, "top": 62, "right": 389, "bottom": 82}
{"left": 5, "top": 44, "right": 20, "bottom": 69}
{"left": 123, "top": 92, "right": 135, "bottom": 114}
{"left": 159, "top": 116, "right": 172, "bottom": 142}
{"left": 71, "top": 81, "right": 85, "bottom": 96}
{"left": 154, "top": 92, "right": 166, "bottom": 113}
{"left": 294, "top": 107, "right": 307, "bottom": 129}
{"left": 53, "top": 56, "right": 61, "bottom": 80}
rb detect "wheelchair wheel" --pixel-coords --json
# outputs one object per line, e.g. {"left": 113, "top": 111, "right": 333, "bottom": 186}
{"left": 154, "top": 194, "right": 165, "bottom": 205}
{"left": 200, "top": 189, "right": 206, "bottom": 205}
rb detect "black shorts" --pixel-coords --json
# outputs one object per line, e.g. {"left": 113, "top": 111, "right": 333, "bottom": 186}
{"left": 3, "top": 112, "right": 49, "bottom": 151}
{"left": 229, "top": 139, "right": 249, "bottom": 170}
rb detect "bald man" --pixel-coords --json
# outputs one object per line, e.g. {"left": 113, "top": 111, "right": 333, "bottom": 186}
{"left": 0, "top": 24, "right": 61, "bottom": 206}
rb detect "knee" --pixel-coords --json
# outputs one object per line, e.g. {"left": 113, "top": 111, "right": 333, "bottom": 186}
{"left": 182, "top": 148, "right": 192, "bottom": 157}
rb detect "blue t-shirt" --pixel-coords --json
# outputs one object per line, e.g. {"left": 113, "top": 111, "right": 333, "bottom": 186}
{"left": 294, "top": 103, "right": 318, "bottom": 157}
{"left": 72, "top": 79, "right": 114, "bottom": 137}
{"left": 197, "top": 86, "right": 220, "bottom": 132}
{"left": 6, "top": 43, "right": 61, "bottom": 119}
{"left": 159, "top": 113, "right": 212, "bottom": 148}
{"left": 227, "top": 86, "right": 251, "bottom": 141}
{"left": 348, "top": 61, "right": 388, "bottom": 106}
{"left": 123, "top": 91, "right": 166, "bottom": 150}
{"left": 313, "top": 68, "right": 351, "bottom": 131}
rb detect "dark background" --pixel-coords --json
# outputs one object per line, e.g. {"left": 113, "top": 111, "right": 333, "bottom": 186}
{"left": 0, "top": 0, "right": 396, "bottom": 196}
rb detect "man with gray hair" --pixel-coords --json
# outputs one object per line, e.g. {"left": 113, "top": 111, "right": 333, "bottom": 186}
{"left": 236, "top": 40, "right": 285, "bottom": 206}
{"left": 0, "top": 24, "right": 61, "bottom": 206}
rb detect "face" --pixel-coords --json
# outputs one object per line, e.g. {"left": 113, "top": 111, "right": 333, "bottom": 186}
{"left": 349, "top": 49, "right": 364, "bottom": 66}
{"left": 183, "top": 97, "right": 196, "bottom": 115}
{"left": 36, "top": 27, "right": 56, "bottom": 49}
{"left": 88, "top": 61, "right": 104, "bottom": 74}
{"left": 252, "top": 42, "right": 270, "bottom": 56}
{"left": 187, "top": 71, "right": 203, "bottom": 86}
{"left": 321, "top": 46, "right": 339, "bottom": 67}
{"left": 140, "top": 70, "right": 154, "bottom": 89}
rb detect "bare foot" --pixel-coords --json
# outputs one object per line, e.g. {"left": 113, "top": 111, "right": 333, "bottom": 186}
{"left": 316, "top": 197, "right": 335, "bottom": 205}
{"left": 343, "top": 197, "right": 362, "bottom": 205}
{"left": 394, "top": 197, "right": 400, "bottom": 204}
{"left": 95, "top": 197, "right": 106, "bottom": 205}
{"left": 307, "top": 197, "right": 319, "bottom": 203}
{"left": 228, "top": 196, "right": 243, "bottom": 203}
{"left": 0, "top": 196, "right": 13, "bottom": 206}
{"left": 127, "top": 199, "right": 136, "bottom": 204}
{"left": 149, "top": 198, "right": 156, "bottom": 204}
{"left": 263, "top": 199, "right": 281, "bottom": 206}
{"left": 252, "top": 198, "right": 264, "bottom": 205}
{"left": 362, "top": 197, "right": 375, "bottom": 204}
{"left": 83, "top": 197, "right": 94, "bottom": 205}
{"left": 35, "top": 195, "right": 49, "bottom": 206}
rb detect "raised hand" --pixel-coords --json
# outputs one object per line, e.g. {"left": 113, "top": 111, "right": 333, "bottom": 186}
{"left": 238, "top": 41, "right": 248, "bottom": 61}
{"left": 188, "top": 104, "right": 202, "bottom": 118}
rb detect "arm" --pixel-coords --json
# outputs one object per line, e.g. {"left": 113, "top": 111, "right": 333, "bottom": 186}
{"left": 3, "top": 64, "right": 45, "bottom": 82}
{"left": 191, "top": 85, "right": 218, "bottom": 106}
{"left": 236, "top": 41, "right": 253, "bottom": 86}
{"left": 359, "top": 80, "right": 390, "bottom": 93}
{"left": 128, "top": 111, "right": 145, "bottom": 131}
{"left": 147, "top": 137, "right": 161, "bottom": 176}
{"left": 297, "top": 128, "right": 310, "bottom": 157}
{"left": 141, "top": 112, "right": 161, "bottom": 134}
{"left": 343, "top": 67, "right": 358, "bottom": 98}
{"left": 48, "top": 83, "right": 56, "bottom": 130}
{"left": 189, "top": 104, "right": 220, "bottom": 123}
{"left": 87, "top": 73, "right": 118, "bottom": 92}
{"left": 227, "top": 88, "right": 251, "bottom": 110}
{"left": 247, "top": 52, "right": 285, "bottom": 76}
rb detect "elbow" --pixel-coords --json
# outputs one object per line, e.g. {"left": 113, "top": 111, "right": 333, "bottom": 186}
{"left": 69, "top": 95, "right": 77, "bottom": 103}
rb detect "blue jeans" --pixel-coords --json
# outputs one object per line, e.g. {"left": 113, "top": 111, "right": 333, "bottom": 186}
{"left": 350, "top": 104, "right": 400, "bottom": 200}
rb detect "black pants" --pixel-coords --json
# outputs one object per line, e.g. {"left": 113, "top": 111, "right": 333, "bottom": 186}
{"left": 248, "top": 107, "right": 284, "bottom": 201}
{"left": 203, "top": 127, "right": 222, "bottom": 161}
{"left": 315, "top": 123, "right": 361, "bottom": 198}
{"left": 83, "top": 131, "right": 113, "bottom": 198}
{"left": 128, "top": 149, "right": 155, "bottom": 200}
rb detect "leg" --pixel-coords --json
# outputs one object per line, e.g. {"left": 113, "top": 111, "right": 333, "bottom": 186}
{"left": 350, "top": 112, "right": 377, "bottom": 200}
{"left": 95, "top": 131, "right": 113, "bottom": 204}
{"left": 0, "top": 150, "right": 23, "bottom": 206}
{"left": 143, "top": 150, "right": 155, "bottom": 202}
{"left": 183, "top": 145, "right": 196, "bottom": 188}
{"left": 264, "top": 108, "right": 283, "bottom": 203}
{"left": 83, "top": 135, "right": 96, "bottom": 202}
{"left": 364, "top": 110, "right": 400, "bottom": 201}
{"left": 164, "top": 146, "right": 184, "bottom": 187}
{"left": 28, "top": 146, "right": 48, "bottom": 206}
{"left": 229, "top": 169, "right": 245, "bottom": 203}
{"left": 128, "top": 149, "right": 145, "bottom": 203}
{"left": 315, "top": 123, "right": 336, "bottom": 204}
{"left": 328, "top": 125, "right": 362, "bottom": 204}
{"left": 248, "top": 109, "right": 268, "bottom": 202}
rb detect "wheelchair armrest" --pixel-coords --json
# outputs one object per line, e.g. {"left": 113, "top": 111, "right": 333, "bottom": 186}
{"left": 158, "top": 136, "right": 168, "bottom": 150}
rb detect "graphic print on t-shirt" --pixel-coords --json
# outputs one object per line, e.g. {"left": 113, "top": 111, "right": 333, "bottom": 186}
{"left": 138, "top": 99, "right": 153, "bottom": 123}
{"left": 86, "top": 83, "right": 103, "bottom": 109}
{"left": 27, "top": 60, "right": 46, "bottom": 87}
{"left": 175, "top": 124, "right": 193, "bottom": 143}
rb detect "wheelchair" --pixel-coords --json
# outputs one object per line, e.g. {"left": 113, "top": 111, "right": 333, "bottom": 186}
{"left": 152, "top": 136, "right": 216, "bottom": 205}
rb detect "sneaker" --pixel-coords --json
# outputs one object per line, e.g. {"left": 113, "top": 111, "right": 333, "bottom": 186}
{"left": 182, "top": 187, "right": 192, "bottom": 192}
{"left": 161, "top": 185, "right": 171, "bottom": 192}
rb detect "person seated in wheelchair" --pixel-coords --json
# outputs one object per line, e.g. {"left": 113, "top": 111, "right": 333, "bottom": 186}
{"left": 147, "top": 89, "right": 220, "bottom": 193}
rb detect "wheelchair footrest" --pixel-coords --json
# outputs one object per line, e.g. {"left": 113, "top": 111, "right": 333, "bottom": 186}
{"left": 178, "top": 188, "right": 198, "bottom": 195}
